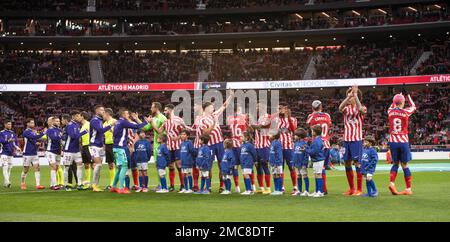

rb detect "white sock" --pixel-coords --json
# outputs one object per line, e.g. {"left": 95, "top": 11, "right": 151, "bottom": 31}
{"left": 21, "top": 171, "right": 27, "bottom": 183}
{"left": 76, "top": 165, "right": 83, "bottom": 186}
{"left": 93, "top": 164, "right": 101, "bottom": 185}
{"left": 50, "top": 170, "right": 57, "bottom": 186}
{"left": 35, "top": 171, "right": 41, "bottom": 186}
{"left": 64, "top": 166, "right": 70, "bottom": 186}
{"left": 3, "top": 166, "right": 10, "bottom": 185}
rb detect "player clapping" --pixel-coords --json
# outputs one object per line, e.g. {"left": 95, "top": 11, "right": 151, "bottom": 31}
{"left": 21, "top": 118, "right": 46, "bottom": 190}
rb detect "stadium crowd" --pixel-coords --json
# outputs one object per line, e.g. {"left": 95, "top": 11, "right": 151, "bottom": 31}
{"left": 1, "top": 85, "right": 448, "bottom": 148}
{"left": 1, "top": 34, "right": 448, "bottom": 84}
{"left": 2, "top": 7, "right": 447, "bottom": 37}
{"left": 0, "top": 51, "right": 91, "bottom": 83}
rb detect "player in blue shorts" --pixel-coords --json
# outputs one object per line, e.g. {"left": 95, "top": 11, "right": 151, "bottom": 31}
{"left": 293, "top": 128, "right": 310, "bottom": 197}
{"left": 179, "top": 130, "right": 196, "bottom": 194}
{"left": 240, "top": 132, "right": 257, "bottom": 195}
{"left": 360, "top": 137, "right": 378, "bottom": 197}
{"left": 194, "top": 135, "right": 213, "bottom": 195}
{"left": 220, "top": 139, "right": 235, "bottom": 195}
{"left": 156, "top": 135, "right": 170, "bottom": 193}
{"left": 269, "top": 132, "right": 283, "bottom": 196}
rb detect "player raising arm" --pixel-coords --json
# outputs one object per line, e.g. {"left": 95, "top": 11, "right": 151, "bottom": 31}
{"left": 339, "top": 85, "right": 367, "bottom": 196}
{"left": 387, "top": 89, "right": 416, "bottom": 195}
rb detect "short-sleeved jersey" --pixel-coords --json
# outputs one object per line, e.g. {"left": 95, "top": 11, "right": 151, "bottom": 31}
{"left": 254, "top": 113, "right": 271, "bottom": 149}
{"left": 163, "top": 116, "right": 185, "bottom": 150}
{"left": 272, "top": 116, "right": 297, "bottom": 149}
{"left": 80, "top": 122, "right": 90, "bottom": 146}
{"left": 201, "top": 111, "right": 224, "bottom": 146}
{"left": 342, "top": 105, "right": 366, "bottom": 142}
{"left": 226, "top": 113, "right": 248, "bottom": 148}
{"left": 193, "top": 115, "right": 204, "bottom": 149}
{"left": 307, "top": 112, "right": 332, "bottom": 148}
{"left": 388, "top": 95, "right": 416, "bottom": 143}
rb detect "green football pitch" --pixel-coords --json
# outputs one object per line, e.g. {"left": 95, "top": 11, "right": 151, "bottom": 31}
{"left": 1, "top": 160, "right": 450, "bottom": 222}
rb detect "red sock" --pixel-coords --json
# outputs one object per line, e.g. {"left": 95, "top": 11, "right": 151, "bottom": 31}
{"left": 281, "top": 173, "right": 285, "bottom": 187}
{"left": 405, "top": 176, "right": 412, "bottom": 189}
{"left": 322, "top": 174, "right": 327, "bottom": 193}
{"left": 177, "top": 167, "right": 184, "bottom": 186}
{"left": 257, "top": 174, "right": 264, "bottom": 188}
{"left": 290, "top": 170, "right": 297, "bottom": 187}
{"left": 169, "top": 168, "right": 175, "bottom": 187}
{"left": 390, "top": 171, "right": 398, "bottom": 183}
{"left": 132, "top": 169, "right": 139, "bottom": 187}
{"left": 250, "top": 173, "right": 255, "bottom": 186}
{"left": 264, "top": 174, "right": 271, "bottom": 188}
{"left": 356, "top": 170, "right": 362, "bottom": 191}
{"left": 233, "top": 175, "right": 239, "bottom": 186}
{"left": 193, "top": 167, "right": 199, "bottom": 188}
{"left": 345, "top": 168, "right": 355, "bottom": 190}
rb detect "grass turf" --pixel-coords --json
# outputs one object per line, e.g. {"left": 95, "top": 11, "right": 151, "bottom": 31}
{"left": 1, "top": 159, "right": 450, "bottom": 222}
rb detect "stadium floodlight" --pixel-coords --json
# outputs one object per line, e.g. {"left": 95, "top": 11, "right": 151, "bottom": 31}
{"left": 220, "top": 41, "right": 223, "bottom": 44}
{"left": 20, "top": 42, "right": 23, "bottom": 45}
{"left": 361, "top": 36, "right": 365, "bottom": 39}
{"left": 248, "top": 40, "right": 252, "bottom": 43}
{"left": 295, "top": 14, "right": 303, "bottom": 20}
{"left": 333, "top": 37, "right": 336, "bottom": 40}
{"left": 434, "top": 4, "right": 441, "bottom": 9}
{"left": 321, "top": 12, "right": 330, "bottom": 18}
{"left": 276, "top": 40, "right": 279, "bottom": 43}
{"left": 106, "top": 42, "right": 110, "bottom": 45}
{"left": 407, "top": 7, "right": 418, "bottom": 12}
{"left": 77, "top": 42, "right": 80, "bottom": 45}
{"left": 49, "top": 42, "right": 52, "bottom": 45}
{"left": 305, "top": 38, "right": 308, "bottom": 42}
{"left": 417, "top": 33, "right": 421, "bottom": 37}
{"left": 378, "top": 8, "right": 387, "bottom": 14}
{"left": 163, "top": 42, "right": 166, "bottom": 45}
{"left": 352, "top": 10, "right": 360, "bottom": 16}
{"left": 389, "top": 35, "right": 393, "bottom": 38}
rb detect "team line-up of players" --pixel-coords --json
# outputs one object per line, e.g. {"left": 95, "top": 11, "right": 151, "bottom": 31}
{"left": 0, "top": 85, "right": 416, "bottom": 197}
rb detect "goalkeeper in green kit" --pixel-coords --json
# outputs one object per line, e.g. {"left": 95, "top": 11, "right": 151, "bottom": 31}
{"left": 142, "top": 102, "right": 167, "bottom": 189}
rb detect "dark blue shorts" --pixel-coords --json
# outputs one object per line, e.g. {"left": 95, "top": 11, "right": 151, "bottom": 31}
{"left": 209, "top": 142, "right": 224, "bottom": 164}
{"left": 232, "top": 147, "right": 241, "bottom": 166}
{"left": 256, "top": 147, "right": 270, "bottom": 163}
{"left": 283, "top": 149, "right": 294, "bottom": 168}
{"left": 389, "top": 142, "right": 412, "bottom": 163}
{"left": 343, "top": 141, "right": 363, "bottom": 162}
{"left": 125, "top": 149, "right": 137, "bottom": 169}
{"left": 169, "top": 149, "right": 180, "bottom": 163}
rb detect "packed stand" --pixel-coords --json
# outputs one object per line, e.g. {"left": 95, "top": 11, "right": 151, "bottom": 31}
{"left": 211, "top": 49, "right": 311, "bottom": 82}
{"left": 101, "top": 51, "right": 209, "bottom": 83}
{"left": 416, "top": 36, "right": 450, "bottom": 75}
{"left": 314, "top": 40, "right": 424, "bottom": 79}
{"left": 0, "top": 51, "right": 91, "bottom": 83}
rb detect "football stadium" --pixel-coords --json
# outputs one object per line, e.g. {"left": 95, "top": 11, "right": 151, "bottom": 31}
{"left": 0, "top": 0, "right": 449, "bottom": 224}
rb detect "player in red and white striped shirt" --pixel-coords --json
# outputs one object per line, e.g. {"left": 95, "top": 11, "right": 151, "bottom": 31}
{"left": 154, "top": 104, "right": 190, "bottom": 192}
{"left": 201, "top": 91, "right": 234, "bottom": 192}
{"left": 226, "top": 105, "right": 250, "bottom": 193}
{"left": 192, "top": 103, "right": 204, "bottom": 191}
{"left": 249, "top": 102, "right": 272, "bottom": 194}
{"left": 272, "top": 105, "right": 298, "bottom": 194}
{"left": 387, "top": 91, "right": 416, "bottom": 195}
{"left": 306, "top": 100, "right": 332, "bottom": 195}
{"left": 339, "top": 85, "right": 367, "bottom": 196}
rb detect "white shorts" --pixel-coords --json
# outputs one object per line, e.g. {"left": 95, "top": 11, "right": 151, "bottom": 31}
{"left": 182, "top": 168, "right": 192, "bottom": 174}
{"left": 270, "top": 165, "right": 283, "bottom": 175}
{"left": 45, "top": 152, "right": 61, "bottom": 165}
{"left": 366, "top": 173, "right": 373, "bottom": 178}
{"left": 297, "top": 167, "right": 308, "bottom": 176}
{"left": 62, "top": 152, "right": 82, "bottom": 166}
{"left": 200, "top": 170, "right": 209, "bottom": 177}
{"left": 89, "top": 146, "right": 103, "bottom": 158}
{"left": 158, "top": 169, "right": 166, "bottom": 177}
{"left": 1, "top": 155, "right": 13, "bottom": 166}
{"left": 137, "top": 163, "right": 148, "bottom": 171}
{"left": 313, "top": 160, "right": 325, "bottom": 174}
{"left": 242, "top": 168, "right": 253, "bottom": 175}
{"left": 23, "top": 156, "right": 39, "bottom": 167}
